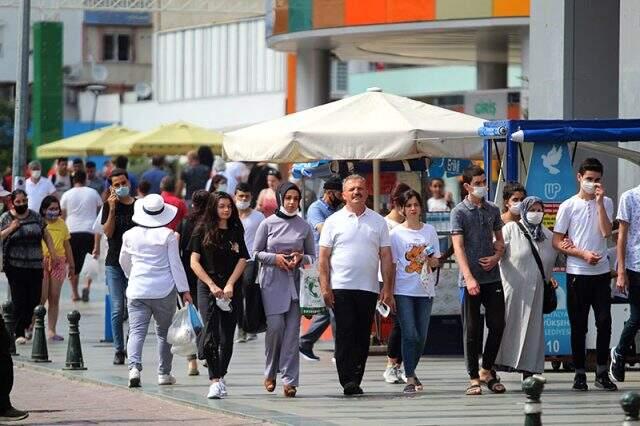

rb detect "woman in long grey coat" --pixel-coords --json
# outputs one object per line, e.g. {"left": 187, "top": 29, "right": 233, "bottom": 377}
{"left": 254, "top": 182, "right": 315, "bottom": 398}
{"left": 495, "top": 196, "right": 558, "bottom": 378}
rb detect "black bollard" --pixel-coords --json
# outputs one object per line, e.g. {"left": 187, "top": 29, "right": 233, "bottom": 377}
{"left": 522, "top": 375, "right": 546, "bottom": 426}
{"left": 2, "top": 301, "right": 18, "bottom": 356}
{"left": 63, "top": 310, "right": 87, "bottom": 370}
{"left": 30, "top": 305, "right": 51, "bottom": 363}
{"left": 621, "top": 391, "right": 640, "bottom": 425}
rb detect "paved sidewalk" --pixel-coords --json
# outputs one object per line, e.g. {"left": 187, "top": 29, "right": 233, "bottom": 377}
{"left": 1, "top": 279, "right": 633, "bottom": 425}
{"left": 9, "top": 367, "right": 262, "bottom": 425}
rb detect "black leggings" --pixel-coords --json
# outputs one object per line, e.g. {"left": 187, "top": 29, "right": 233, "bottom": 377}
{"left": 197, "top": 282, "right": 240, "bottom": 380}
{"left": 387, "top": 315, "right": 403, "bottom": 363}
{"left": 5, "top": 266, "right": 43, "bottom": 338}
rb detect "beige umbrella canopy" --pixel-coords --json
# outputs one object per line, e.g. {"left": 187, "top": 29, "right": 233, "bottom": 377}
{"left": 104, "top": 121, "right": 224, "bottom": 156}
{"left": 223, "top": 88, "right": 486, "bottom": 163}
{"left": 36, "top": 125, "right": 138, "bottom": 159}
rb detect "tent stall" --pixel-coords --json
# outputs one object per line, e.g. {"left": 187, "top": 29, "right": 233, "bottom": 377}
{"left": 105, "top": 121, "right": 224, "bottom": 156}
{"left": 480, "top": 118, "right": 640, "bottom": 370}
{"left": 36, "top": 125, "right": 138, "bottom": 158}
{"left": 224, "top": 88, "right": 485, "bottom": 211}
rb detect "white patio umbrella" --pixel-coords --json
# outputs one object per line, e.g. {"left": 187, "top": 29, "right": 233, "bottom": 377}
{"left": 223, "top": 88, "right": 486, "bottom": 163}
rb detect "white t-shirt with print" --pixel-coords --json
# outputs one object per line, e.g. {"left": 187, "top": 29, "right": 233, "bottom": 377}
{"left": 25, "top": 177, "right": 56, "bottom": 212}
{"left": 390, "top": 224, "right": 441, "bottom": 297}
{"left": 554, "top": 194, "right": 614, "bottom": 275}
{"left": 60, "top": 186, "right": 103, "bottom": 234}
{"left": 241, "top": 209, "right": 265, "bottom": 256}
{"left": 320, "top": 207, "right": 390, "bottom": 294}
{"left": 617, "top": 186, "right": 640, "bottom": 273}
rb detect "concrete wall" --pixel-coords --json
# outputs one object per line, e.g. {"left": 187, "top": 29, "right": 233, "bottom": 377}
{"left": 0, "top": 9, "right": 83, "bottom": 83}
{"left": 121, "top": 92, "right": 286, "bottom": 131}
{"left": 618, "top": 0, "right": 640, "bottom": 196}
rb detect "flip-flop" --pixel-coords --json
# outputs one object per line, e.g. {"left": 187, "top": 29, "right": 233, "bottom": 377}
{"left": 485, "top": 378, "right": 506, "bottom": 394}
{"left": 465, "top": 383, "right": 482, "bottom": 396}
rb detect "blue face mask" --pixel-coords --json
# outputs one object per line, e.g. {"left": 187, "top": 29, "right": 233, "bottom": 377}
{"left": 46, "top": 211, "right": 60, "bottom": 220}
{"left": 115, "top": 186, "right": 130, "bottom": 198}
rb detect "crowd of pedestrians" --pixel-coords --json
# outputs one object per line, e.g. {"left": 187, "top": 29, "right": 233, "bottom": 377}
{"left": 2, "top": 152, "right": 640, "bottom": 422}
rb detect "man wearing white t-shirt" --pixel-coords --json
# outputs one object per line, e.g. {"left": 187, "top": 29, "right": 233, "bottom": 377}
{"left": 552, "top": 158, "right": 616, "bottom": 392}
{"left": 61, "top": 170, "right": 103, "bottom": 302}
{"left": 25, "top": 161, "right": 56, "bottom": 212}
{"left": 234, "top": 183, "right": 265, "bottom": 343}
{"left": 319, "top": 175, "right": 394, "bottom": 396}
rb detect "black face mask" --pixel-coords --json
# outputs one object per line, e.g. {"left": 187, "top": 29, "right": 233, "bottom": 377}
{"left": 14, "top": 204, "right": 28, "bottom": 215}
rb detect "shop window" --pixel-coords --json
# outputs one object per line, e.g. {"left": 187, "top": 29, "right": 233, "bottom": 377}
{"left": 102, "top": 34, "right": 131, "bottom": 62}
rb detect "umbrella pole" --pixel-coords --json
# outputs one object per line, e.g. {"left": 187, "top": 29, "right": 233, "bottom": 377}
{"left": 373, "top": 159, "right": 381, "bottom": 213}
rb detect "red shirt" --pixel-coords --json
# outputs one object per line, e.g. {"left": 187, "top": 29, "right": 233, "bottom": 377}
{"left": 161, "top": 191, "right": 188, "bottom": 231}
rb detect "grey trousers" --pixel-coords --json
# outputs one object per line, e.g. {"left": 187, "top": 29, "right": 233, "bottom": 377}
{"left": 127, "top": 290, "right": 177, "bottom": 374}
{"left": 265, "top": 301, "right": 300, "bottom": 386}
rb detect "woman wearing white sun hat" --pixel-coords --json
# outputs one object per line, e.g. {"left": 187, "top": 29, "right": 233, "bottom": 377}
{"left": 119, "top": 194, "right": 192, "bottom": 388}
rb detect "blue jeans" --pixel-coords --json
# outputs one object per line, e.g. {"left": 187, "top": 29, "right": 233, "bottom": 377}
{"left": 395, "top": 295, "right": 433, "bottom": 378}
{"left": 105, "top": 265, "right": 128, "bottom": 353}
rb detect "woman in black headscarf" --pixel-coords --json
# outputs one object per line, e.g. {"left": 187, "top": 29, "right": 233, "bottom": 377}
{"left": 495, "top": 196, "right": 560, "bottom": 380}
{"left": 253, "top": 182, "right": 315, "bottom": 397}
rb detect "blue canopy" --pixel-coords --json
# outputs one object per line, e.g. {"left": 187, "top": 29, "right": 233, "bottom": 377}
{"left": 513, "top": 127, "right": 640, "bottom": 143}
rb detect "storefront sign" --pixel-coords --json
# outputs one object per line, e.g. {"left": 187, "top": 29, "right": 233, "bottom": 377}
{"left": 464, "top": 91, "right": 508, "bottom": 120}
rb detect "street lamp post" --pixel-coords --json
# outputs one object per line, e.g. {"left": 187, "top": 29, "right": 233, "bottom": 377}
{"left": 11, "top": 0, "right": 31, "bottom": 190}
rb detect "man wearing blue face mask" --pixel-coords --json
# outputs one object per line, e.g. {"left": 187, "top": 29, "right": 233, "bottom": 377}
{"left": 101, "top": 168, "right": 136, "bottom": 365}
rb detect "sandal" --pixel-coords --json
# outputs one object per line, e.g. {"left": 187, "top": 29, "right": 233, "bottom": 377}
{"left": 485, "top": 378, "right": 506, "bottom": 394}
{"left": 465, "top": 383, "right": 482, "bottom": 396}
{"left": 283, "top": 385, "right": 297, "bottom": 398}
{"left": 415, "top": 377, "right": 423, "bottom": 391}
{"left": 264, "top": 378, "right": 276, "bottom": 393}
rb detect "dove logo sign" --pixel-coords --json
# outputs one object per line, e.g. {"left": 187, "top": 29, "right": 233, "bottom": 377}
{"left": 544, "top": 183, "right": 562, "bottom": 200}
{"left": 541, "top": 145, "right": 562, "bottom": 175}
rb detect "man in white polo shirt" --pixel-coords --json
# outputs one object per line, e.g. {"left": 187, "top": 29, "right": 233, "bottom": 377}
{"left": 319, "top": 174, "right": 394, "bottom": 396}
{"left": 25, "top": 160, "right": 56, "bottom": 212}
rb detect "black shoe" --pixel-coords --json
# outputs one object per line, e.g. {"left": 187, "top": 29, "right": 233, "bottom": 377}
{"left": 113, "top": 351, "right": 126, "bottom": 365}
{"left": 595, "top": 372, "right": 618, "bottom": 391}
{"left": 609, "top": 347, "right": 625, "bottom": 382}
{"left": 299, "top": 346, "right": 320, "bottom": 361}
{"left": 343, "top": 382, "right": 360, "bottom": 396}
{"left": 81, "top": 287, "right": 90, "bottom": 302}
{"left": 572, "top": 373, "right": 588, "bottom": 391}
{"left": 0, "top": 407, "right": 29, "bottom": 421}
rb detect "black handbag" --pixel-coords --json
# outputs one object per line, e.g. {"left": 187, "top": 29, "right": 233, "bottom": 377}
{"left": 516, "top": 222, "right": 557, "bottom": 314}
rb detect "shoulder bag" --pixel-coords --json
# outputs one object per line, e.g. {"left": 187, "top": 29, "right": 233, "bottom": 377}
{"left": 516, "top": 222, "right": 557, "bottom": 314}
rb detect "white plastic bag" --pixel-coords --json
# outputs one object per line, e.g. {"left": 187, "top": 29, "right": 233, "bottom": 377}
{"left": 79, "top": 254, "right": 99, "bottom": 281}
{"left": 300, "top": 264, "right": 326, "bottom": 316}
{"left": 167, "top": 305, "right": 197, "bottom": 356}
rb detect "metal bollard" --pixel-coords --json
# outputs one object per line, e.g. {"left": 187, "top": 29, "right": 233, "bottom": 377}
{"left": 100, "top": 293, "right": 113, "bottom": 343}
{"left": 63, "top": 310, "right": 87, "bottom": 370}
{"left": 2, "top": 301, "right": 18, "bottom": 356}
{"left": 621, "top": 391, "right": 640, "bottom": 425}
{"left": 30, "top": 305, "right": 51, "bottom": 363}
{"left": 522, "top": 375, "right": 546, "bottom": 426}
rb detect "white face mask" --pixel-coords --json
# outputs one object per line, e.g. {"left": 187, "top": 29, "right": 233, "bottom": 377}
{"left": 235, "top": 200, "right": 250, "bottom": 210}
{"left": 470, "top": 185, "right": 487, "bottom": 199}
{"left": 279, "top": 206, "right": 298, "bottom": 217}
{"left": 509, "top": 202, "right": 521, "bottom": 215}
{"left": 581, "top": 180, "right": 596, "bottom": 195}
{"left": 31, "top": 170, "right": 41, "bottom": 179}
{"left": 526, "top": 211, "right": 544, "bottom": 225}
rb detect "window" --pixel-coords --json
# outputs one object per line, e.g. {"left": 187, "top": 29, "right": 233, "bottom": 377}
{"left": 102, "top": 34, "right": 131, "bottom": 62}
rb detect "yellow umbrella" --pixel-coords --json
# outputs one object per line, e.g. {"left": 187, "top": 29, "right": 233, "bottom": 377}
{"left": 103, "top": 121, "right": 223, "bottom": 156}
{"left": 36, "top": 125, "right": 139, "bottom": 159}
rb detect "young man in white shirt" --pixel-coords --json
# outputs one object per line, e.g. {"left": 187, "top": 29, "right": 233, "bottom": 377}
{"left": 609, "top": 183, "right": 640, "bottom": 383}
{"left": 319, "top": 175, "right": 394, "bottom": 396}
{"left": 234, "top": 183, "right": 265, "bottom": 343}
{"left": 25, "top": 160, "right": 56, "bottom": 212}
{"left": 553, "top": 158, "right": 617, "bottom": 391}
{"left": 61, "top": 170, "right": 103, "bottom": 302}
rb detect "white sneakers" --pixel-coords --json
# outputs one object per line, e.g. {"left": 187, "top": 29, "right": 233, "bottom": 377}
{"left": 158, "top": 374, "right": 176, "bottom": 385}
{"left": 15, "top": 337, "right": 26, "bottom": 345}
{"left": 219, "top": 378, "right": 228, "bottom": 396}
{"left": 128, "top": 368, "right": 141, "bottom": 388}
{"left": 383, "top": 365, "right": 407, "bottom": 384}
{"left": 207, "top": 381, "right": 224, "bottom": 399}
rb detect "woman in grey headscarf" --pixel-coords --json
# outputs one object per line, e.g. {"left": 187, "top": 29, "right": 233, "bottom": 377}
{"left": 495, "top": 196, "right": 559, "bottom": 379}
